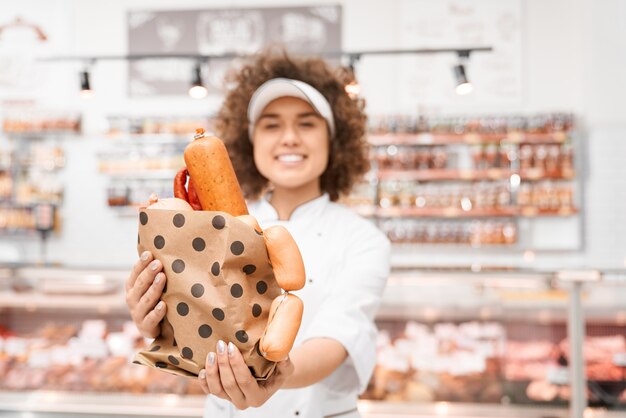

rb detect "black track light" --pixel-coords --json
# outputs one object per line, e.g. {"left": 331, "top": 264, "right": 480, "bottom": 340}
{"left": 344, "top": 54, "right": 361, "bottom": 98}
{"left": 189, "top": 61, "right": 208, "bottom": 99}
{"left": 453, "top": 50, "right": 473, "bottom": 95}
{"left": 79, "top": 69, "right": 94, "bottom": 99}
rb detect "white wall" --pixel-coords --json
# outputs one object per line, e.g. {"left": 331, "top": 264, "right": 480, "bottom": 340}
{"left": 1, "top": 0, "right": 625, "bottom": 271}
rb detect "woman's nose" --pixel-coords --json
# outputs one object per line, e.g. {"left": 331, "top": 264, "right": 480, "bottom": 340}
{"left": 280, "top": 124, "right": 301, "bottom": 146}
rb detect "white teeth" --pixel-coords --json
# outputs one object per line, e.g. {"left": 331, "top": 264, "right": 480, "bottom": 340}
{"left": 277, "top": 154, "right": 304, "bottom": 162}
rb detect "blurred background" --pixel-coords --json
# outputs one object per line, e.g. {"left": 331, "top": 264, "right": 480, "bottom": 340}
{"left": 0, "top": 1, "right": 624, "bottom": 417}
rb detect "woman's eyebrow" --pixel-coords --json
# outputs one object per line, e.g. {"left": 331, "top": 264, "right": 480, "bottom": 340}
{"left": 297, "top": 112, "right": 323, "bottom": 118}
{"left": 258, "top": 112, "right": 322, "bottom": 119}
{"left": 258, "top": 114, "right": 280, "bottom": 120}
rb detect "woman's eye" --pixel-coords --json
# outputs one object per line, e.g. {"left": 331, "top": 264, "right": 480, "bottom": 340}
{"left": 299, "top": 122, "right": 315, "bottom": 128}
{"left": 262, "top": 124, "right": 279, "bottom": 129}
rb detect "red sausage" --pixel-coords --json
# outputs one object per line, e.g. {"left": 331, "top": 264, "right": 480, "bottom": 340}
{"left": 174, "top": 168, "right": 189, "bottom": 202}
{"left": 187, "top": 178, "right": 202, "bottom": 211}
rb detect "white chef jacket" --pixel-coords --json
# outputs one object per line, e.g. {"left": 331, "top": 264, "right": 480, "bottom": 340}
{"left": 203, "top": 193, "right": 391, "bottom": 418}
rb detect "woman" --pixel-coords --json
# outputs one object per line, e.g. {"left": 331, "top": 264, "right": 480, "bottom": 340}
{"left": 125, "top": 49, "right": 391, "bottom": 418}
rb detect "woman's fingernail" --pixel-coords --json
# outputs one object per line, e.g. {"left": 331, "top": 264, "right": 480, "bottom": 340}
{"left": 154, "top": 273, "right": 161, "bottom": 284}
{"left": 208, "top": 352, "right": 216, "bottom": 366}
{"left": 156, "top": 301, "right": 164, "bottom": 310}
{"left": 217, "top": 340, "right": 226, "bottom": 354}
{"left": 141, "top": 251, "right": 150, "bottom": 261}
{"left": 198, "top": 369, "right": 206, "bottom": 379}
{"left": 228, "top": 342, "right": 236, "bottom": 356}
{"left": 149, "top": 260, "right": 160, "bottom": 271}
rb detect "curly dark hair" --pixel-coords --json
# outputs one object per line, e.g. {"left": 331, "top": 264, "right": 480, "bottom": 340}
{"left": 215, "top": 47, "right": 370, "bottom": 202}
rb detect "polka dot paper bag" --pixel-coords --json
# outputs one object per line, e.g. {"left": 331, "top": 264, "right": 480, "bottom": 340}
{"left": 134, "top": 208, "right": 281, "bottom": 380}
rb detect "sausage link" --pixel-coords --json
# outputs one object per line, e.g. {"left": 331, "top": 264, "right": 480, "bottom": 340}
{"left": 184, "top": 135, "right": 248, "bottom": 216}
{"left": 173, "top": 168, "right": 189, "bottom": 202}
{"left": 259, "top": 293, "right": 303, "bottom": 362}
{"left": 187, "top": 178, "right": 203, "bottom": 210}
{"left": 263, "top": 226, "right": 306, "bottom": 291}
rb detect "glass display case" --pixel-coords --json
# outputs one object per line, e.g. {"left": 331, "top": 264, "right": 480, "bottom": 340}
{"left": 0, "top": 264, "right": 624, "bottom": 417}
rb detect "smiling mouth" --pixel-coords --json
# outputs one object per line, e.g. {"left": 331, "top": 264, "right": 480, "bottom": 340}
{"left": 276, "top": 154, "right": 306, "bottom": 162}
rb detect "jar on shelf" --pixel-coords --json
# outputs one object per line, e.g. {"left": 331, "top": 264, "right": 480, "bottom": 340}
{"left": 520, "top": 145, "right": 534, "bottom": 170}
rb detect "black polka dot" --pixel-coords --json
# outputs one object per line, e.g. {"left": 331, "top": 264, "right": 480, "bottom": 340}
{"left": 198, "top": 324, "right": 212, "bottom": 338}
{"left": 173, "top": 213, "right": 185, "bottom": 228}
{"left": 235, "top": 330, "right": 249, "bottom": 344}
{"left": 172, "top": 259, "right": 185, "bottom": 273}
{"left": 192, "top": 237, "right": 205, "bottom": 251}
{"left": 230, "top": 241, "right": 245, "bottom": 255}
{"left": 212, "top": 308, "right": 225, "bottom": 321}
{"left": 154, "top": 235, "right": 165, "bottom": 249}
{"left": 252, "top": 304, "right": 262, "bottom": 317}
{"left": 212, "top": 215, "right": 226, "bottom": 229}
{"left": 243, "top": 264, "right": 256, "bottom": 275}
{"left": 231, "top": 284, "right": 243, "bottom": 298}
{"left": 191, "top": 283, "right": 204, "bottom": 298}
{"left": 211, "top": 262, "right": 220, "bottom": 276}
{"left": 168, "top": 355, "right": 180, "bottom": 365}
{"left": 155, "top": 361, "right": 167, "bottom": 368}
{"left": 177, "top": 302, "right": 189, "bottom": 316}
{"left": 256, "top": 281, "right": 268, "bottom": 295}
{"left": 149, "top": 345, "right": 161, "bottom": 352}
{"left": 139, "top": 212, "right": 148, "bottom": 225}
{"left": 182, "top": 347, "right": 193, "bottom": 359}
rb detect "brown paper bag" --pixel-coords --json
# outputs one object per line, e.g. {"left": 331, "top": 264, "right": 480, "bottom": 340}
{"left": 133, "top": 208, "right": 281, "bottom": 380}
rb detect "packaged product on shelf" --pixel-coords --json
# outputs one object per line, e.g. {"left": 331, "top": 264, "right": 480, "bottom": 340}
{"left": 364, "top": 320, "right": 506, "bottom": 403}
{"left": 2, "top": 109, "right": 81, "bottom": 134}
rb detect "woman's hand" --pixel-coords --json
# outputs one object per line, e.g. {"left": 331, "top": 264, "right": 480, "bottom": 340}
{"left": 125, "top": 250, "right": 168, "bottom": 339}
{"left": 198, "top": 340, "right": 294, "bottom": 410}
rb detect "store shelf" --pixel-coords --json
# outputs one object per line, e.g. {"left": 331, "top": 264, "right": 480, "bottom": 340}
{"left": 519, "top": 207, "right": 578, "bottom": 217}
{"left": 0, "top": 290, "right": 126, "bottom": 312}
{"left": 368, "top": 131, "right": 570, "bottom": 146}
{"left": 371, "top": 207, "right": 518, "bottom": 218}
{"left": 105, "top": 133, "right": 192, "bottom": 143}
{"left": 377, "top": 168, "right": 576, "bottom": 182}
{"left": 359, "top": 400, "right": 623, "bottom": 418}
{"left": 355, "top": 206, "right": 578, "bottom": 219}
{"left": 1, "top": 131, "right": 80, "bottom": 140}
{"left": 1, "top": 392, "right": 616, "bottom": 418}
{"left": 100, "top": 170, "right": 180, "bottom": 180}
{"left": 0, "top": 392, "right": 206, "bottom": 417}
{"left": 376, "top": 270, "right": 626, "bottom": 322}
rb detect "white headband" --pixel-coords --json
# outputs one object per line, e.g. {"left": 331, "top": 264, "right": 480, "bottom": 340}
{"left": 247, "top": 78, "right": 336, "bottom": 141}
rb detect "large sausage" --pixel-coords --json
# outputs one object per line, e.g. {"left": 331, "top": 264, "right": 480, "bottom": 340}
{"left": 259, "top": 293, "right": 304, "bottom": 362}
{"left": 263, "top": 225, "right": 306, "bottom": 291}
{"left": 183, "top": 130, "right": 248, "bottom": 216}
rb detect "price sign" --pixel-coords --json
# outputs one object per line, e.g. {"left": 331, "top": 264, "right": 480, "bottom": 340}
{"left": 546, "top": 365, "right": 570, "bottom": 385}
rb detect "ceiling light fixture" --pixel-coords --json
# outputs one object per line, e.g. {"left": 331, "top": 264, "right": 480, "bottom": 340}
{"left": 344, "top": 54, "right": 361, "bottom": 99}
{"left": 79, "top": 60, "right": 95, "bottom": 99}
{"left": 188, "top": 60, "right": 208, "bottom": 99}
{"left": 453, "top": 50, "right": 473, "bottom": 95}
